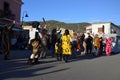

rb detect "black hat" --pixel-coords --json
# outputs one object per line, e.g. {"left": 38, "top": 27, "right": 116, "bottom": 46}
{"left": 32, "top": 21, "right": 39, "bottom": 28}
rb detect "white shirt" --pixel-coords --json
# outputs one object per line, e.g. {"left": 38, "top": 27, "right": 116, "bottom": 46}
{"left": 28, "top": 28, "right": 42, "bottom": 44}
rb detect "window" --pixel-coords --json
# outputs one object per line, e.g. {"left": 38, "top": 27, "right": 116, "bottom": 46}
{"left": 4, "top": 2, "right": 11, "bottom": 15}
{"left": 4, "top": 2, "right": 10, "bottom": 11}
{"left": 98, "top": 25, "right": 104, "bottom": 34}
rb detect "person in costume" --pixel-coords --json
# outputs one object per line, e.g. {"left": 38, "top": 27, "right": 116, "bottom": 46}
{"left": 55, "top": 30, "right": 62, "bottom": 61}
{"left": 85, "top": 33, "right": 93, "bottom": 54}
{"left": 27, "top": 22, "right": 41, "bottom": 64}
{"left": 61, "top": 29, "right": 72, "bottom": 62}
{"left": 51, "top": 29, "right": 57, "bottom": 57}
{"left": 93, "top": 34, "right": 100, "bottom": 56}
{"left": 105, "top": 37, "right": 113, "bottom": 56}
{"left": 39, "top": 29, "right": 48, "bottom": 59}
{"left": 2, "top": 24, "right": 14, "bottom": 60}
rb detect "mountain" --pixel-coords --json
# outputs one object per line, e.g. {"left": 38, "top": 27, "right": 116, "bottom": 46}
{"left": 23, "top": 20, "right": 91, "bottom": 32}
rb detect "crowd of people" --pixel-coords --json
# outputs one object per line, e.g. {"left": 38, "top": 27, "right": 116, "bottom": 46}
{"left": 1, "top": 22, "right": 113, "bottom": 65}
{"left": 26, "top": 22, "right": 113, "bottom": 65}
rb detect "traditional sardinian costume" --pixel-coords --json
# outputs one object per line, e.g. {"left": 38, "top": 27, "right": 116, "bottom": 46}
{"left": 2, "top": 24, "right": 13, "bottom": 60}
{"left": 39, "top": 29, "right": 48, "bottom": 59}
{"left": 27, "top": 24, "right": 42, "bottom": 64}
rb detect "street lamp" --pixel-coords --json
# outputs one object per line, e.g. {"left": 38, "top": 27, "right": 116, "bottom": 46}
{"left": 21, "top": 11, "right": 28, "bottom": 27}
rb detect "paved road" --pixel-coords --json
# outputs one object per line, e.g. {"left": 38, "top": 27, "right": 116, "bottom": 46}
{"left": 0, "top": 50, "right": 120, "bottom": 80}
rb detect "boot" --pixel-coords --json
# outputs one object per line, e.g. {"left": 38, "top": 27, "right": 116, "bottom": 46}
{"left": 34, "top": 58, "right": 39, "bottom": 64}
{"left": 27, "top": 58, "right": 33, "bottom": 65}
{"left": 4, "top": 55, "right": 9, "bottom": 60}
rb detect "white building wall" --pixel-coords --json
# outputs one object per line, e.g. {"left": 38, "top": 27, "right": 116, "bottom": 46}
{"left": 92, "top": 23, "right": 111, "bottom": 35}
{"left": 104, "top": 23, "right": 111, "bottom": 34}
{"left": 86, "top": 22, "right": 120, "bottom": 38}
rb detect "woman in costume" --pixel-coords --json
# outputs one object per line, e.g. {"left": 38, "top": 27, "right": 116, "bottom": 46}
{"left": 61, "top": 29, "right": 72, "bottom": 62}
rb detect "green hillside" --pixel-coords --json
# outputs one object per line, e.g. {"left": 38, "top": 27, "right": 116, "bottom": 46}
{"left": 23, "top": 20, "right": 91, "bottom": 32}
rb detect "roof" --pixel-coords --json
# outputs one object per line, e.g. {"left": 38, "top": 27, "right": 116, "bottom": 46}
{"left": 92, "top": 22, "right": 112, "bottom": 24}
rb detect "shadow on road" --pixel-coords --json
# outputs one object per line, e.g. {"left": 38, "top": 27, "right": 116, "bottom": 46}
{"left": 0, "top": 57, "right": 69, "bottom": 80}
{"left": 60, "top": 49, "right": 120, "bottom": 63}
{"left": 0, "top": 50, "right": 70, "bottom": 80}
{"left": 0, "top": 49, "right": 119, "bottom": 80}
{"left": 69, "top": 52, "right": 120, "bottom": 62}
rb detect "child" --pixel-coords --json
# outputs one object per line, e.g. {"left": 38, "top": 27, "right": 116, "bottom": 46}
{"left": 55, "top": 42, "right": 62, "bottom": 61}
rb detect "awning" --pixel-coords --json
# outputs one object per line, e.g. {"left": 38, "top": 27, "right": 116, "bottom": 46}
{"left": 0, "top": 24, "right": 23, "bottom": 31}
{"left": 12, "top": 26, "right": 23, "bottom": 31}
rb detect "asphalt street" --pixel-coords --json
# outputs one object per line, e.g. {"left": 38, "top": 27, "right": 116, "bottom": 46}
{"left": 0, "top": 50, "right": 120, "bottom": 80}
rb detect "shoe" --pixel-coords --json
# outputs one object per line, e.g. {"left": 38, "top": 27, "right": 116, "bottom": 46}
{"left": 4, "top": 55, "right": 10, "bottom": 60}
{"left": 27, "top": 58, "right": 33, "bottom": 65}
{"left": 65, "top": 60, "right": 68, "bottom": 63}
{"left": 34, "top": 58, "right": 40, "bottom": 64}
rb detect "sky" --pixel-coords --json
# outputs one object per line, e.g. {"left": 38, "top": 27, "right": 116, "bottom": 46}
{"left": 21, "top": 0, "right": 120, "bottom": 25}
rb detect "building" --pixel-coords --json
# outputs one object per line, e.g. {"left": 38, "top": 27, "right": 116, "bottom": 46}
{"left": 0, "top": 0, "right": 23, "bottom": 25}
{"left": 86, "top": 25, "right": 92, "bottom": 33}
{"left": 0, "top": 0, "right": 23, "bottom": 49}
{"left": 86, "top": 22, "right": 120, "bottom": 36}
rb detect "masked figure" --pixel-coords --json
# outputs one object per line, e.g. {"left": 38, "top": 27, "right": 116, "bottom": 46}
{"left": 105, "top": 37, "right": 113, "bottom": 56}
{"left": 2, "top": 24, "right": 13, "bottom": 60}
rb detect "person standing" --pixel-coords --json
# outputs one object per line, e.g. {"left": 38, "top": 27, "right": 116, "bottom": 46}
{"left": 2, "top": 24, "right": 14, "bottom": 60}
{"left": 80, "top": 33, "right": 86, "bottom": 55}
{"left": 39, "top": 29, "right": 48, "bottom": 59}
{"left": 61, "top": 29, "right": 72, "bottom": 62}
{"left": 55, "top": 41, "right": 62, "bottom": 61}
{"left": 55, "top": 30, "right": 62, "bottom": 61}
{"left": 27, "top": 22, "right": 41, "bottom": 64}
{"left": 71, "top": 32, "right": 78, "bottom": 58}
{"left": 93, "top": 34, "right": 100, "bottom": 56}
{"left": 99, "top": 37, "right": 104, "bottom": 56}
{"left": 105, "top": 37, "right": 113, "bottom": 56}
{"left": 51, "top": 29, "right": 57, "bottom": 57}
{"left": 85, "top": 33, "right": 93, "bottom": 54}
